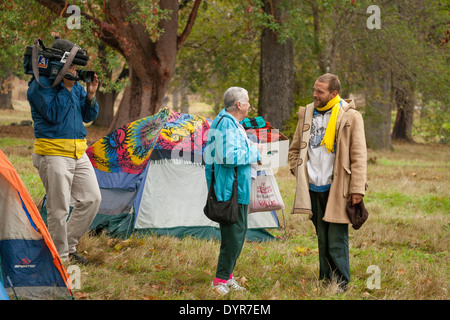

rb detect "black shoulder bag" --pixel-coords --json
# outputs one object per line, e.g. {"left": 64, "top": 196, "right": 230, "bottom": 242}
{"left": 203, "top": 116, "right": 239, "bottom": 225}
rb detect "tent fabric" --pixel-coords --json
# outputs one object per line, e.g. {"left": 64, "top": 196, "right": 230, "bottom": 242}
{"left": 86, "top": 108, "right": 280, "bottom": 242}
{"left": 0, "top": 149, "right": 72, "bottom": 300}
{"left": 86, "top": 108, "right": 170, "bottom": 175}
{"left": 0, "top": 253, "right": 7, "bottom": 300}
{"left": 0, "top": 287, "right": 8, "bottom": 301}
{"left": 151, "top": 110, "right": 209, "bottom": 164}
{"left": 134, "top": 160, "right": 211, "bottom": 229}
{"left": 0, "top": 276, "right": 8, "bottom": 300}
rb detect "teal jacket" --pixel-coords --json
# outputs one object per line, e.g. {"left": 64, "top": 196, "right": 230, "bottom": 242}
{"left": 205, "top": 109, "right": 260, "bottom": 205}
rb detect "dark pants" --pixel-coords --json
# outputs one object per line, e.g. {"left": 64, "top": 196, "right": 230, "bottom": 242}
{"left": 215, "top": 204, "right": 248, "bottom": 280}
{"left": 310, "top": 190, "right": 350, "bottom": 286}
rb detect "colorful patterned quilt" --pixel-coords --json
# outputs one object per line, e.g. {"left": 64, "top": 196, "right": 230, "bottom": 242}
{"left": 86, "top": 108, "right": 210, "bottom": 175}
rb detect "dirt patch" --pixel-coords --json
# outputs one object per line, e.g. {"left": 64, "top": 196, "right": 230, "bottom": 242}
{"left": 0, "top": 125, "right": 34, "bottom": 139}
{"left": 0, "top": 124, "right": 109, "bottom": 145}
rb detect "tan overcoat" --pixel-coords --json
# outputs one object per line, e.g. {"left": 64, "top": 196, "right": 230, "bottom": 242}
{"left": 288, "top": 99, "right": 367, "bottom": 224}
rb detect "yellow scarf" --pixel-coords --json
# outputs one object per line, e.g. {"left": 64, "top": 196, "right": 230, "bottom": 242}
{"left": 316, "top": 94, "right": 341, "bottom": 153}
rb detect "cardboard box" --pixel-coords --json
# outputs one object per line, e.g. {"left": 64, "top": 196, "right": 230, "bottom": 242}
{"left": 246, "top": 125, "right": 290, "bottom": 170}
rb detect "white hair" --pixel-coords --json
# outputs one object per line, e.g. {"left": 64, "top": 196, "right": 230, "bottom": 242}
{"left": 223, "top": 87, "right": 248, "bottom": 111}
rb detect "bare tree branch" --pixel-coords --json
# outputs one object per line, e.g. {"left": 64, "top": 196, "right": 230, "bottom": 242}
{"left": 177, "top": 0, "right": 202, "bottom": 51}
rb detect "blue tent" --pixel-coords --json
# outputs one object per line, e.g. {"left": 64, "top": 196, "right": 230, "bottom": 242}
{"left": 0, "top": 278, "right": 9, "bottom": 300}
{"left": 0, "top": 150, "right": 72, "bottom": 300}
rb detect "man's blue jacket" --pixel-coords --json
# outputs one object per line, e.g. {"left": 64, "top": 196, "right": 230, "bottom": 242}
{"left": 27, "top": 76, "right": 99, "bottom": 140}
{"left": 27, "top": 76, "right": 99, "bottom": 158}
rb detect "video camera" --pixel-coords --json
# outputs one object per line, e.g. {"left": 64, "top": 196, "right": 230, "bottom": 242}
{"left": 23, "top": 38, "right": 95, "bottom": 85}
{"left": 63, "top": 69, "right": 95, "bottom": 83}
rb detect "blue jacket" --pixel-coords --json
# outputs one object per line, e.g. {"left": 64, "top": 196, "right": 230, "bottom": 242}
{"left": 27, "top": 76, "right": 99, "bottom": 140}
{"left": 205, "top": 109, "right": 260, "bottom": 205}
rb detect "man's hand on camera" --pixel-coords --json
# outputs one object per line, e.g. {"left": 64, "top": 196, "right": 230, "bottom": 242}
{"left": 86, "top": 73, "right": 99, "bottom": 101}
{"left": 63, "top": 65, "right": 77, "bottom": 92}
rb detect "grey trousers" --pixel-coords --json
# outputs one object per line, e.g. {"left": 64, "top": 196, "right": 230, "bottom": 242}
{"left": 33, "top": 153, "right": 101, "bottom": 260}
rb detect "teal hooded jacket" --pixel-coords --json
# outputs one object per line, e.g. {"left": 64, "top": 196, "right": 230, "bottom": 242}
{"left": 205, "top": 109, "right": 260, "bottom": 205}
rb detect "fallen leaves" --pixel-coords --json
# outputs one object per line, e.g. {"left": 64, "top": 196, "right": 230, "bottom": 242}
{"left": 296, "top": 246, "right": 311, "bottom": 256}
{"left": 111, "top": 239, "right": 146, "bottom": 252}
{"left": 396, "top": 268, "right": 407, "bottom": 275}
{"left": 237, "top": 276, "right": 250, "bottom": 288}
{"left": 295, "top": 246, "right": 317, "bottom": 256}
{"left": 74, "top": 291, "right": 89, "bottom": 300}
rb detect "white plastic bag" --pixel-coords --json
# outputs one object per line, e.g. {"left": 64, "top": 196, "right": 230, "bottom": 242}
{"left": 249, "top": 169, "right": 285, "bottom": 213}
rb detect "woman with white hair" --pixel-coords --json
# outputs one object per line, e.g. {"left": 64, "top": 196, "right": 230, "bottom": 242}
{"left": 205, "top": 87, "right": 262, "bottom": 295}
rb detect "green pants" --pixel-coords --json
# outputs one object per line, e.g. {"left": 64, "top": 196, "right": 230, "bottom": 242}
{"left": 215, "top": 204, "right": 248, "bottom": 280}
{"left": 310, "top": 190, "right": 350, "bottom": 285}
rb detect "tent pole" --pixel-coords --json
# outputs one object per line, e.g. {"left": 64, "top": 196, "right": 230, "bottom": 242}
{"left": 281, "top": 209, "right": 287, "bottom": 239}
{"left": 7, "top": 276, "right": 18, "bottom": 300}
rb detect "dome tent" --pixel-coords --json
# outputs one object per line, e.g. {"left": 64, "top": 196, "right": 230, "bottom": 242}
{"left": 0, "top": 150, "right": 72, "bottom": 300}
{"left": 84, "top": 107, "right": 280, "bottom": 241}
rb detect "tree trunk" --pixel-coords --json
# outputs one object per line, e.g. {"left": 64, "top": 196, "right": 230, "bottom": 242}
{"left": 180, "top": 82, "right": 189, "bottom": 114}
{"left": 310, "top": 0, "right": 326, "bottom": 74}
{"left": 108, "top": 60, "right": 172, "bottom": 131}
{"left": 93, "top": 44, "right": 118, "bottom": 128}
{"left": 391, "top": 81, "right": 414, "bottom": 142}
{"left": 364, "top": 64, "right": 393, "bottom": 150}
{"left": 258, "top": 0, "right": 295, "bottom": 131}
{"left": 172, "top": 88, "right": 180, "bottom": 112}
{"left": 95, "top": 90, "right": 117, "bottom": 127}
{"left": 0, "top": 70, "right": 13, "bottom": 110}
{"left": 107, "top": 0, "right": 179, "bottom": 131}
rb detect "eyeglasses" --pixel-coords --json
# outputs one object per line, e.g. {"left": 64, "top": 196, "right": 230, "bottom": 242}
{"left": 239, "top": 100, "right": 251, "bottom": 107}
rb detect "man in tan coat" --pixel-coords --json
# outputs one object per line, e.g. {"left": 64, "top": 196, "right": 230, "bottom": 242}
{"left": 288, "top": 73, "right": 367, "bottom": 291}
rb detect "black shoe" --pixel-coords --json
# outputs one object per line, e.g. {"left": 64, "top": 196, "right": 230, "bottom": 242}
{"left": 69, "top": 252, "right": 88, "bottom": 265}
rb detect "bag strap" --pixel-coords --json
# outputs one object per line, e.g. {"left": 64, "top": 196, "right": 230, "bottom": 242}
{"left": 210, "top": 115, "right": 238, "bottom": 180}
{"left": 32, "top": 38, "right": 80, "bottom": 88}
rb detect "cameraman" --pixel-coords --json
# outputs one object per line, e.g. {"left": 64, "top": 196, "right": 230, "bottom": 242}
{"left": 27, "top": 38, "right": 101, "bottom": 265}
